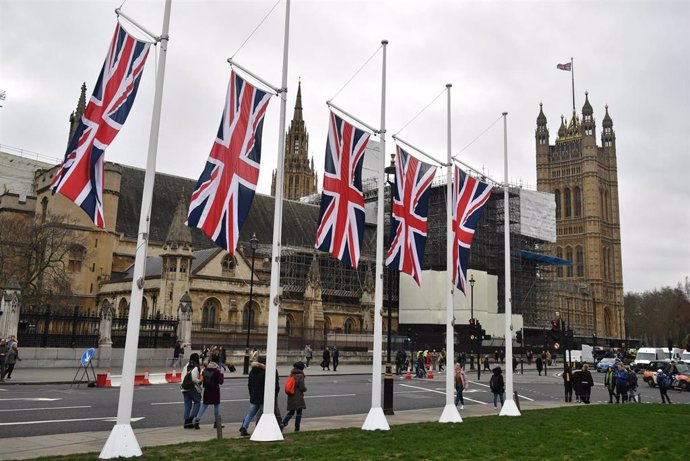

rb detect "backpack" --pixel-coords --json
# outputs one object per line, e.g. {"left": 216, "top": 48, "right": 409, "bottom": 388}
{"left": 201, "top": 367, "right": 216, "bottom": 389}
{"left": 285, "top": 375, "right": 296, "bottom": 395}
{"left": 490, "top": 374, "right": 503, "bottom": 393}
{"left": 180, "top": 367, "right": 195, "bottom": 391}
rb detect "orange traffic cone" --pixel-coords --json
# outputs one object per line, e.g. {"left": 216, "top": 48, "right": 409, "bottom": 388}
{"left": 427, "top": 370, "right": 434, "bottom": 379}
{"left": 405, "top": 370, "right": 412, "bottom": 380}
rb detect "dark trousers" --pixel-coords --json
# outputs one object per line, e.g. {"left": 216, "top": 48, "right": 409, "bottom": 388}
{"left": 564, "top": 383, "right": 573, "bottom": 402}
{"left": 660, "top": 387, "right": 671, "bottom": 404}
{"left": 282, "top": 409, "right": 303, "bottom": 431}
{"left": 332, "top": 358, "right": 339, "bottom": 371}
{"left": 607, "top": 387, "right": 616, "bottom": 403}
{"left": 615, "top": 384, "right": 628, "bottom": 403}
{"left": 581, "top": 387, "right": 591, "bottom": 404}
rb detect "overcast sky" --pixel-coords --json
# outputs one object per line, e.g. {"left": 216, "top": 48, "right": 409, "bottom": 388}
{"left": 1, "top": 0, "right": 688, "bottom": 294}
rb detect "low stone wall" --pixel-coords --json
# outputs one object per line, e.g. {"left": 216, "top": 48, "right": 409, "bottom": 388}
{"left": 18, "top": 347, "right": 376, "bottom": 369}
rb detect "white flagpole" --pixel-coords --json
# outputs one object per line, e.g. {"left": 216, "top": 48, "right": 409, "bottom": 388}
{"left": 500, "top": 112, "right": 520, "bottom": 417}
{"left": 362, "top": 39, "right": 390, "bottom": 431}
{"left": 100, "top": 0, "right": 173, "bottom": 458}
{"left": 440, "top": 84, "right": 462, "bottom": 423}
{"left": 251, "top": 0, "right": 290, "bottom": 442}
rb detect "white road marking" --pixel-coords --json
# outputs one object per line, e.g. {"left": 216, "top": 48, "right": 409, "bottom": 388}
{"left": 0, "top": 398, "right": 61, "bottom": 402}
{"left": 0, "top": 416, "right": 144, "bottom": 426}
{"left": 0, "top": 405, "right": 91, "bottom": 413}
{"left": 400, "top": 383, "right": 487, "bottom": 404}
{"left": 151, "top": 393, "right": 357, "bottom": 406}
{"left": 460, "top": 382, "right": 535, "bottom": 401}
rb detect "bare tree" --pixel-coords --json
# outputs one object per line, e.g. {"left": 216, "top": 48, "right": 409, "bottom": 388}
{"left": 0, "top": 212, "right": 84, "bottom": 307}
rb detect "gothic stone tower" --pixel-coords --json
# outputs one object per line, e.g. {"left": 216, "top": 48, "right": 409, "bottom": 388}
{"left": 271, "top": 80, "right": 317, "bottom": 200}
{"left": 535, "top": 93, "right": 625, "bottom": 341}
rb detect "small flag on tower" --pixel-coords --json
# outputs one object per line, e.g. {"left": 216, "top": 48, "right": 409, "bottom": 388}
{"left": 556, "top": 62, "right": 572, "bottom": 71}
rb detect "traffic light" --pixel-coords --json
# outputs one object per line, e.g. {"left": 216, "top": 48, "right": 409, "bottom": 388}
{"left": 516, "top": 330, "right": 523, "bottom": 345}
{"left": 550, "top": 320, "right": 561, "bottom": 343}
{"left": 406, "top": 328, "right": 413, "bottom": 343}
{"left": 469, "top": 318, "right": 477, "bottom": 340}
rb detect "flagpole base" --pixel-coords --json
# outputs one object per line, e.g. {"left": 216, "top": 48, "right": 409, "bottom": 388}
{"left": 439, "top": 404, "right": 463, "bottom": 423}
{"left": 499, "top": 399, "right": 521, "bottom": 417}
{"left": 99, "top": 424, "right": 141, "bottom": 459}
{"left": 250, "top": 414, "right": 284, "bottom": 442}
{"left": 362, "top": 406, "right": 390, "bottom": 431}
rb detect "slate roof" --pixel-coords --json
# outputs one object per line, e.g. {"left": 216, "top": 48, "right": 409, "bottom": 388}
{"left": 116, "top": 247, "right": 223, "bottom": 281}
{"left": 115, "top": 165, "right": 377, "bottom": 255}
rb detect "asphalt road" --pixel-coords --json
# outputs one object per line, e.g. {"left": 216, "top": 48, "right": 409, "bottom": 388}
{"left": 1, "top": 372, "right": 688, "bottom": 439}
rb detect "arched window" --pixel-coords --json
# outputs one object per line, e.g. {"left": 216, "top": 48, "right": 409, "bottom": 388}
{"left": 285, "top": 314, "right": 294, "bottom": 336}
{"left": 574, "top": 187, "right": 582, "bottom": 217}
{"left": 564, "top": 188, "right": 572, "bottom": 218}
{"left": 68, "top": 244, "right": 86, "bottom": 272}
{"left": 556, "top": 247, "right": 563, "bottom": 277}
{"left": 344, "top": 318, "right": 355, "bottom": 334}
{"left": 576, "top": 246, "right": 584, "bottom": 278}
{"left": 554, "top": 189, "right": 561, "bottom": 219}
{"left": 323, "top": 316, "right": 331, "bottom": 336}
{"left": 566, "top": 246, "right": 574, "bottom": 277}
{"left": 118, "top": 298, "right": 129, "bottom": 318}
{"left": 202, "top": 298, "right": 220, "bottom": 329}
{"left": 222, "top": 255, "right": 236, "bottom": 273}
{"left": 142, "top": 297, "right": 149, "bottom": 319}
{"left": 243, "top": 302, "right": 257, "bottom": 331}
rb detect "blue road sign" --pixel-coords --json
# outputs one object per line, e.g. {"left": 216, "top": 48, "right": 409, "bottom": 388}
{"left": 81, "top": 348, "right": 95, "bottom": 367}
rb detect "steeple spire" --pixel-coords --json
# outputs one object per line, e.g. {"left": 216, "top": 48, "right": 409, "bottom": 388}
{"left": 68, "top": 82, "right": 87, "bottom": 147}
{"left": 293, "top": 78, "right": 303, "bottom": 123}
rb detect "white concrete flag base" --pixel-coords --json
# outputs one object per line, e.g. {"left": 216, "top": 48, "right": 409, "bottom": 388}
{"left": 439, "top": 404, "right": 463, "bottom": 423}
{"left": 499, "top": 399, "right": 521, "bottom": 417}
{"left": 99, "top": 424, "right": 142, "bottom": 459}
{"left": 362, "top": 406, "right": 390, "bottom": 431}
{"left": 250, "top": 414, "right": 284, "bottom": 442}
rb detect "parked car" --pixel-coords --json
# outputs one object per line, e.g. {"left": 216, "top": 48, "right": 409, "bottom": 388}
{"left": 596, "top": 357, "right": 621, "bottom": 373}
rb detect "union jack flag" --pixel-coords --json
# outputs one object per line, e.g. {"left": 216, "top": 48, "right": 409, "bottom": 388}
{"left": 186, "top": 70, "right": 271, "bottom": 255}
{"left": 315, "top": 111, "right": 371, "bottom": 268}
{"left": 452, "top": 166, "right": 493, "bottom": 294}
{"left": 51, "top": 23, "right": 151, "bottom": 228}
{"left": 385, "top": 146, "right": 437, "bottom": 285}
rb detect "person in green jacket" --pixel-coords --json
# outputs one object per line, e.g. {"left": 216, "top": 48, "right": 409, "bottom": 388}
{"left": 604, "top": 366, "right": 616, "bottom": 403}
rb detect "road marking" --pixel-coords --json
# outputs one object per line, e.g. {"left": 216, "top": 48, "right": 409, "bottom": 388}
{"left": 0, "top": 416, "right": 144, "bottom": 426}
{"left": 461, "top": 382, "right": 535, "bottom": 401}
{"left": 151, "top": 393, "right": 357, "bottom": 407}
{"left": 400, "top": 383, "right": 487, "bottom": 404}
{"left": 0, "top": 405, "right": 91, "bottom": 413}
{"left": 0, "top": 398, "right": 61, "bottom": 402}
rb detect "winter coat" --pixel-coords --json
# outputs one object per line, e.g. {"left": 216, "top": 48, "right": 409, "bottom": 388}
{"left": 286, "top": 368, "right": 307, "bottom": 411}
{"left": 248, "top": 362, "right": 267, "bottom": 405}
{"left": 580, "top": 369, "right": 594, "bottom": 389}
{"left": 322, "top": 349, "right": 331, "bottom": 361}
{"left": 181, "top": 361, "right": 203, "bottom": 394}
{"left": 604, "top": 369, "right": 615, "bottom": 390}
{"left": 201, "top": 362, "right": 224, "bottom": 405}
{"left": 6, "top": 345, "right": 19, "bottom": 365}
{"left": 536, "top": 357, "right": 543, "bottom": 371}
{"left": 490, "top": 368, "right": 505, "bottom": 394}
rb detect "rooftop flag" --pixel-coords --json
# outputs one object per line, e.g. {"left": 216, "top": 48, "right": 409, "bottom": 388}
{"left": 186, "top": 70, "right": 271, "bottom": 255}
{"left": 557, "top": 62, "right": 572, "bottom": 71}
{"left": 51, "top": 23, "right": 151, "bottom": 228}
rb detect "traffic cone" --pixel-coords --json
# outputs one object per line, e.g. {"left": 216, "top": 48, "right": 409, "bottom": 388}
{"left": 405, "top": 370, "right": 412, "bottom": 380}
{"left": 427, "top": 370, "right": 434, "bottom": 379}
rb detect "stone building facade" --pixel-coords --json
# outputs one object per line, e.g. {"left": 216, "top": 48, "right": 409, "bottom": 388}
{"left": 535, "top": 93, "right": 625, "bottom": 340}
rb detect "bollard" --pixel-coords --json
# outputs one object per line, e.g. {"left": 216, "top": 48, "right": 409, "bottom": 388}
{"left": 520, "top": 360, "right": 524, "bottom": 375}
{"left": 215, "top": 415, "right": 223, "bottom": 439}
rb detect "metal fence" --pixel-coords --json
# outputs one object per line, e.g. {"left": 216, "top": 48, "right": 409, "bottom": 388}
{"left": 18, "top": 306, "right": 178, "bottom": 349}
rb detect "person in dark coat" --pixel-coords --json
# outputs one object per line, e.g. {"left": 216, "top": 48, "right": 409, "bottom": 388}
{"left": 282, "top": 361, "right": 307, "bottom": 431}
{"left": 331, "top": 346, "right": 340, "bottom": 371}
{"left": 239, "top": 356, "right": 280, "bottom": 436}
{"left": 321, "top": 347, "right": 331, "bottom": 370}
{"left": 181, "top": 352, "right": 202, "bottom": 429}
{"left": 490, "top": 367, "right": 505, "bottom": 408}
{"left": 192, "top": 354, "right": 224, "bottom": 429}
{"left": 562, "top": 364, "right": 573, "bottom": 402}
{"left": 536, "top": 356, "right": 544, "bottom": 376}
{"left": 579, "top": 363, "right": 594, "bottom": 404}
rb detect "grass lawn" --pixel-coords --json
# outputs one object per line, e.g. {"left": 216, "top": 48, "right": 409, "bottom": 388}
{"left": 38, "top": 404, "right": 689, "bottom": 461}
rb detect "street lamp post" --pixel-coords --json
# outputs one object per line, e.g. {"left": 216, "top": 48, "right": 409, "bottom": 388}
{"left": 470, "top": 275, "right": 479, "bottom": 379}
{"left": 243, "top": 233, "right": 259, "bottom": 375}
{"left": 383, "top": 154, "right": 395, "bottom": 415}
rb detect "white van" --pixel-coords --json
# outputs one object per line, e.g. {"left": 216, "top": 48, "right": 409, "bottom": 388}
{"left": 632, "top": 347, "right": 666, "bottom": 372}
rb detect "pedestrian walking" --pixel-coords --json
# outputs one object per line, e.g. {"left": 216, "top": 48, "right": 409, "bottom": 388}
{"left": 218, "top": 347, "right": 227, "bottom": 372}
{"left": 321, "top": 347, "right": 331, "bottom": 371}
{"left": 0, "top": 338, "right": 8, "bottom": 382}
{"left": 331, "top": 346, "right": 340, "bottom": 371}
{"left": 239, "top": 356, "right": 280, "bottom": 435}
{"left": 171, "top": 340, "right": 184, "bottom": 369}
{"left": 303, "top": 344, "right": 313, "bottom": 368}
{"left": 454, "top": 363, "right": 468, "bottom": 409}
{"left": 2, "top": 341, "right": 20, "bottom": 380}
{"left": 579, "top": 363, "right": 594, "bottom": 404}
{"left": 395, "top": 348, "right": 406, "bottom": 375}
{"left": 614, "top": 364, "right": 628, "bottom": 403}
{"left": 562, "top": 364, "right": 573, "bottom": 402}
{"left": 604, "top": 366, "right": 616, "bottom": 403}
{"left": 572, "top": 365, "right": 583, "bottom": 402}
{"left": 460, "top": 352, "right": 467, "bottom": 370}
{"left": 484, "top": 354, "right": 491, "bottom": 371}
{"left": 282, "top": 361, "right": 307, "bottom": 431}
{"left": 181, "top": 353, "right": 202, "bottom": 429}
{"left": 536, "top": 356, "right": 543, "bottom": 376}
{"left": 656, "top": 369, "right": 672, "bottom": 404}
{"left": 627, "top": 366, "right": 639, "bottom": 402}
{"left": 489, "top": 367, "right": 505, "bottom": 408}
{"left": 193, "top": 354, "right": 224, "bottom": 429}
